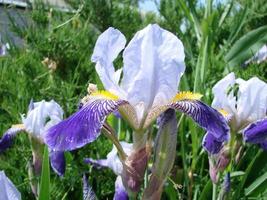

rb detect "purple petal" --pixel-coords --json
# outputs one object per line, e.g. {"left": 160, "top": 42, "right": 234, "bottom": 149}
{"left": 114, "top": 176, "right": 128, "bottom": 200}
{"left": 49, "top": 150, "right": 65, "bottom": 176}
{"left": 202, "top": 132, "right": 224, "bottom": 154}
{"left": 243, "top": 119, "right": 267, "bottom": 144}
{"left": 0, "top": 127, "right": 24, "bottom": 153}
{"left": 44, "top": 99, "right": 128, "bottom": 151}
{"left": 171, "top": 100, "right": 230, "bottom": 142}
{"left": 83, "top": 174, "right": 97, "bottom": 200}
{"left": 84, "top": 158, "right": 108, "bottom": 169}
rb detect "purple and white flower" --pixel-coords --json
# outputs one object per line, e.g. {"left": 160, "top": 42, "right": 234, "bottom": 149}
{"left": 0, "top": 171, "right": 21, "bottom": 200}
{"left": 204, "top": 73, "right": 267, "bottom": 153}
{"left": 0, "top": 100, "right": 65, "bottom": 176}
{"left": 45, "top": 24, "right": 229, "bottom": 153}
{"left": 44, "top": 24, "right": 229, "bottom": 195}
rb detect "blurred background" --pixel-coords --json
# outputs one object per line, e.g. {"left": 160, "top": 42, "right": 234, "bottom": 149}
{"left": 0, "top": 0, "right": 266, "bottom": 199}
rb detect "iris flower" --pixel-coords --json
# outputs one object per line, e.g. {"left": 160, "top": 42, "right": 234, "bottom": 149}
{"left": 0, "top": 100, "right": 65, "bottom": 176}
{"left": 203, "top": 73, "right": 267, "bottom": 182}
{"left": 0, "top": 171, "right": 21, "bottom": 200}
{"left": 45, "top": 24, "right": 229, "bottom": 194}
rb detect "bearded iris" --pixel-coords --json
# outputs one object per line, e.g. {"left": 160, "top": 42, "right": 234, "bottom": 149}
{"left": 203, "top": 72, "right": 267, "bottom": 183}
{"left": 0, "top": 100, "right": 66, "bottom": 178}
{"left": 45, "top": 24, "right": 229, "bottom": 196}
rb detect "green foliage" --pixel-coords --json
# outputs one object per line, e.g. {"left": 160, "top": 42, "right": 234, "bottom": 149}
{"left": 38, "top": 147, "right": 50, "bottom": 200}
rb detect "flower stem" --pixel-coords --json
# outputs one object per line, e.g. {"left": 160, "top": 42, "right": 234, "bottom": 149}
{"left": 103, "top": 123, "right": 127, "bottom": 161}
{"left": 212, "top": 182, "right": 217, "bottom": 200}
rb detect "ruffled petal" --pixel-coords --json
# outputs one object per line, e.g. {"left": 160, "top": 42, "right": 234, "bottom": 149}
{"left": 22, "top": 100, "right": 64, "bottom": 138}
{"left": 212, "top": 72, "right": 237, "bottom": 115}
{"left": 243, "top": 119, "right": 267, "bottom": 144}
{"left": 114, "top": 176, "right": 128, "bottom": 200}
{"left": 0, "top": 125, "right": 25, "bottom": 153}
{"left": 0, "top": 171, "right": 21, "bottom": 200}
{"left": 44, "top": 99, "right": 128, "bottom": 151}
{"left": 171, "top": 100, "right": 230, "bottom": 142}
{"left": 91, "top": 27, "right": 126, "bottom": 97}
{"left": 236, "top": 77, "right": 267, "bottom": 127}
{"left": 49, "top": 150, "right": 65, "bottom": 176}
{"left": 121, "top": 24, "right": 185, "bottom": 118}
{"left": 202, "top": 132, "right": 224, "bottom": 154}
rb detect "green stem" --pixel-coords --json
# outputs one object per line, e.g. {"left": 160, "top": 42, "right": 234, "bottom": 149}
{"left": 212, "top": 183, "right": 217, "bottom": 200}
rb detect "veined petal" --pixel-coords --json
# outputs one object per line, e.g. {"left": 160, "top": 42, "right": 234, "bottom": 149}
{"left": 44, "top": 98, "right": 129, "bottom": 151}
{"left": 121, "top": 24, "right": 185, "bottom": 118}
{"left": 114, "top": 176, "right": 128, "bottom": 200}
{"left": 0, "top": 125, "right": 25, "bottom": 153}
{"left": 49, "top": 150, "right": 65, "bottom": 176}
{"left": 0, "top": 171, "right": 21, "bottom": 200}
{"left": 243, "top": 119, "right": 267, "bottom": 144}
{"left": 170, "top": 100, "right": 230, "bottom": 142}
{"left": 91, "top": 27, "right": 126, "bottom": 97}
{"left": 202, "top": 133, "right": 224, "bottom": 154}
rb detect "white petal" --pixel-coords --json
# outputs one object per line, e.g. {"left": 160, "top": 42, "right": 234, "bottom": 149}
{"left": 236, "top": 77, "right": 267, "bottom": 127}
{"left": 0, "top": 171, "right": 21, "bottom": 200}
{"left": 22, "top": 100, "right": 64, "bottom": 138}
{"left": 121, "top": 24, "right": 185, "bottom": 118}
{"left": 212, "top": 72, "right": 237, "bottom": 114}
{"left": 91, "top": 28, "right": 127, "bottom": 97}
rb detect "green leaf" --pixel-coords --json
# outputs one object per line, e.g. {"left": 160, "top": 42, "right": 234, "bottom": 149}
{"left": 245, "top": 171, "right": 267, "bottom": 196}
{"left": 225, "top": 25, "right": 267, "bottom": 67}
{"left": 199, "top": 180, "right": 212, "bottom": 200}
{"left": 38, "top": 147, "right": 50, "bottom": 200}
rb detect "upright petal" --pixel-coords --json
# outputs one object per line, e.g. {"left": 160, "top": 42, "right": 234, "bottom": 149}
{"left": 22, "top": 100, "right": 64, "bottom": 138}
{"left": 243, "top": 119, "right": 267, "bottom": 144}
{"left": 0, "top": 171, "right": 21, "bottom": 200}
{"left": 0, "top": 125, "right": 25, "bottom": 152}
{"left": 44, "top": 98, "right": 128, "bottom": 151}
{"left": 236, "top": 77, "right": 267, "bottom": 128}
{"left": 212, "top": 72, "right": 237, "bottom": 115}
{"left": 91, "top": 27, "right": 126, "bottom": 97}
{"left": 49, "top": 150, "right": 65, "bottom": 176}
{"left": 121, "top": 24, "right": 185, "bottom": 118}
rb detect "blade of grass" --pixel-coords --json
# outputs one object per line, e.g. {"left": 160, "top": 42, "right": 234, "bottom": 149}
{"left": 245, "top": 171, "right": 267, "bottom": 196}
{"left": 38, "top": 147, "right": 50, "bottom": 200}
